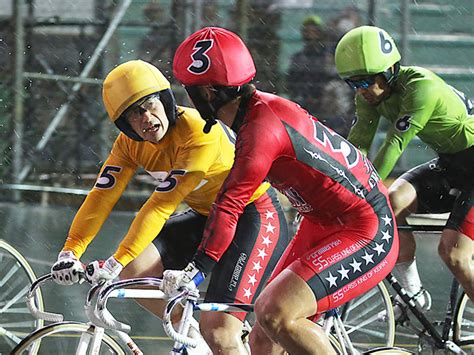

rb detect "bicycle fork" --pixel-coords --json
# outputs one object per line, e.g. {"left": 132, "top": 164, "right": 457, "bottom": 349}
{"left": 385, "top": 273, "right": 466, "bottom": 354}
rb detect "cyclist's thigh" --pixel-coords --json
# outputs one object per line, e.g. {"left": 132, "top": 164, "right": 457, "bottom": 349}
{"left": 266, "top": 216, "right": 315, "bottom": 285}
{"left": 205, "top": 188, "right": 289, "bottom": 321}
{"left": 286, "top": 206, "right": 398, "bottom": 314}
{"left": 399, "top": 158, "right": 455, "bottom": 214}
{"left": 153, "top": 208, "right": 207, "bottom": 270}
{"left": 121, "top": 243, "right": 164, "bottom": 277}
{"left": 446, "top": 189, "right": 474, "bottom": 240}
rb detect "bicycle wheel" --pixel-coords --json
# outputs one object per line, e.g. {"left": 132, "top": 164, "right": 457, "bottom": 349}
{"left": 339, "top": 281, "right": 395, "bottom": 352}
{"left": 0, "top": 239, "right": 44, "bottom": 354}
{"left": 11, "top": 321, "right": 125, "bottom": 355}
{"left": 453, "top": 291, "right": 474, "bottom": 351}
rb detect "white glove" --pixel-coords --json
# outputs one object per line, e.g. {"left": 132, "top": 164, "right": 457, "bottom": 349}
{"left": 51, "top": 251, "right": 85, "bottom": 285}
{"left": 85, "top": 256, "right": 123, "bottom": 285}
{"left": 162, "top": 262, "right": 205, "bottom": 297}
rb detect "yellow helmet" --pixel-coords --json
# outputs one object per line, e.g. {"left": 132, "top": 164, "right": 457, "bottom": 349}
{"left": 102, "top": 60, "right": 177, "bottom": 140}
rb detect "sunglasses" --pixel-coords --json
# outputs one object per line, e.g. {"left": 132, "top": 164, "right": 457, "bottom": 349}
{"left": 122, "top": 94, "right": 161, "bottom": 121}
{"left": 345, "top": 77, "right": 376, "bottom": 90}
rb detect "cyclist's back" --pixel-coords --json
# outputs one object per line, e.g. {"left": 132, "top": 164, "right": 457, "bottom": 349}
{"left": 244, "top": 90, "right": 385, "bottom": 222}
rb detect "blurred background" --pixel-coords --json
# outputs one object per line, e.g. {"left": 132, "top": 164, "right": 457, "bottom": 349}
{"left": 0, "top": 0, "right": 473, "bottom": 204}
{"left": 0, "top": 1, "right": 473, "bottom": 353}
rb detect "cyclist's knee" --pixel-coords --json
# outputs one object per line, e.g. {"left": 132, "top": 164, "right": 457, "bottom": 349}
{"left": 200, "top": 320, "right": 242, "bottom": 350}
{"left": 255, "top": 297, "right": 292, "bottom": 336}
{"left": 388, "top": 190, "right": 412, "bottom": 219}
{"left": 438, "top": 242, "right": 469, "bottom": 271}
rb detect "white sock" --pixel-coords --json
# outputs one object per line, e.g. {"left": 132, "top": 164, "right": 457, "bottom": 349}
{"left": 393, "top": 259, "right": 422, "bottom": 296}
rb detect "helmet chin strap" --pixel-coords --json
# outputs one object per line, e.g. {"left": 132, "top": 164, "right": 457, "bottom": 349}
{"left": 185, "top": 86, "right": 242, "bottom": 134}
{"left": 383, "top": 62, "right": 400, "bottom": 87}
{"left": 203, "top": 117, "right": 217, "bottom": 133}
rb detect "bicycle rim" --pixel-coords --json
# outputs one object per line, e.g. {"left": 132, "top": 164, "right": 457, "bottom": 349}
{"left": 0, "top": 239, "right": 44, "bottom": 355}
{"left": 11, "top": 321, "right": 125, "bottom": 355}
{"left": 453, "top": 291, "right": 474, "bottom": 351}
{"left": 339, "top": 281, "right": 395, "bottom": 351}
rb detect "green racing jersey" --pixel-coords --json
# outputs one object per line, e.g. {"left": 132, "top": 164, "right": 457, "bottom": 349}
{"left": 348, "top": 65, "right": 474, "bottom": 180}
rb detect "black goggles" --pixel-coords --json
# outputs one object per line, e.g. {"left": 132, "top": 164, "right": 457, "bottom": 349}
{"left": 345, "top": 76, "right": 376, "bottom": 90}
{"left": 121, "top": 93, "right": 161, "bottom": 120}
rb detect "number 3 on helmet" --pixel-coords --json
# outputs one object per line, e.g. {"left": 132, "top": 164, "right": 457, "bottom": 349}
{"left": 173, "top": 27, "right": 256, "bottom": 87}
{"left": 173, "top": 27, "right": 257, "bottom": 133}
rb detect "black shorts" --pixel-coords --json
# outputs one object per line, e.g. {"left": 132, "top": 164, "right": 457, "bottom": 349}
{"left": 153, "top": 188, "right": 290, "bottom": 319}
{"left": 399, "top": 148, "right": 474, "bottom": 238}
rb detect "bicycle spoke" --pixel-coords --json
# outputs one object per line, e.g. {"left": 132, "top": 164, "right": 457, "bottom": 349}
{"left": 346, "top": 288, "right": 379, "bottom": 310}
{"left": 339, "top": 283, "right": 395, "bottom": 351}
{"left": 0, "top": 326, "right": 23, "bottom": 344}
{"left": 0, "top": 263, "right": 21, "bottom": 288}
{"left": 0, "top": 285, "right": 30, "bottom": 313}
{"left": 344, "top": 298, "right": 383, "bottom": 324}
{"left": 345, "top": 314, "right": 383, "bottom": 334}
{"left": 0, "top": 241, "right": 44, "bottom": 354}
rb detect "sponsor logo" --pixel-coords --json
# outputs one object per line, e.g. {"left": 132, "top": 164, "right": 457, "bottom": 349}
{"left": 228, "top": 253, "right": 248, "bottom": 291}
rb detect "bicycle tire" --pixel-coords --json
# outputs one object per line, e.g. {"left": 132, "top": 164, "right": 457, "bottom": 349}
{"left": 339, "top": 281, "right": 395, "bottom": 352}
{"left": 453, "top": 291, "right": 474, "bottom": 350}
{"left": 0, "top": 239, "right": 44, "bottom": 354}
{"left": 11, "top": 321, "right": 126, "bottom": 355}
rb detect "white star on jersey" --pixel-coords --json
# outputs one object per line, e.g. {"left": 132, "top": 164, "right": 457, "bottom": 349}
{"left": 252, "top": 261, "right": 262, "bottom": 273}
{"left": 243, "top": 287, "right": 252, "bottom": 299}
{"left": 248, "top": 274, "right": 257, "bottom": 286}
{"left": 262, "top": 235, "right": 273, "bottom": 247}
{"left": 381, "top": 215, "right": 392, "bottom": 226}
{"left": 373, "top": 242, "right": 386, "bottom": 256}
{"left": 337, "top": 265, "right": 350, "bottom": 280}
{"left": 325, "top": 272, "right": 338, "bottom": 288}
{"left": 381, "top": 230, "right": 392, "bottom": 242}
{"left": 362, "top": 251, "right": 374, "bottom": 265}
{"left": 264, "top": 223, "right": 276, "bottom": 234}
{"left": 350, "top": 258, "right": 362, "bottom": 273}
{"left": 265, "top": 210, "right": 275, "bottom": 220}
{"left": 257, "top": 248, "right": 268, "bottom": 260}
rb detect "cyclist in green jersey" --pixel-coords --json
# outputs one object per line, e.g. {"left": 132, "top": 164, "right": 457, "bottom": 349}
{"left": 335, "top": 26, "right": 474, "bottom": 306}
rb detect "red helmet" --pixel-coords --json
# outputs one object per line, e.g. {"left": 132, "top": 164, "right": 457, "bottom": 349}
{"left": 173, "top": 27, "right": 256, "bottom": 87}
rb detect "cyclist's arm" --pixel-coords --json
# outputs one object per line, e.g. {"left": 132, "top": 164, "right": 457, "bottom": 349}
{"left": 373, "top": 82, "right": 436, "bottom": 180}
{"left": 113, "top": 171, "right": 206, "bottom": 266}
{"left": 347, "top": 95, "right": 381, "bottom": 156}
{"left": 63, "top": 137, "right": 137, "bottom": 258}
{"left": 193, "top": 124, "right": 281, "bottom": 274}
{"left": 113, "top": 130, "right": 220, "bottom": 267}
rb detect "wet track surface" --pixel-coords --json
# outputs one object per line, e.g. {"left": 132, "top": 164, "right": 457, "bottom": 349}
{"left": 0, "top": 202, "right": 469, "bottom": 354}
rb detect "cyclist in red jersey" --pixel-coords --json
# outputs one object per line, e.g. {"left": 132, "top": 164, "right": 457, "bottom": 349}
{"left": 163, "top": 27, "right": 399, "bottom": 354}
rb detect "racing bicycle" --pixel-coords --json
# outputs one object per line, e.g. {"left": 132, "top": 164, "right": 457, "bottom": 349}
{"left": 384, "top": 223, "right": 474, "bottom": 354}
{"left": 0, "top": 239, "right": 44, "bottom": 354}
{"left": 13, "top": 273, "right": 408, "bottom": 354}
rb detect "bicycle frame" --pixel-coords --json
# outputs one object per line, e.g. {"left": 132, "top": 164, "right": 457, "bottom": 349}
{"left": 24, "top": 274, "right": 144, "bottom": 355}
{"left": 93, "top": 277, "right": 362, "bottom": 354}
{"left": 389, "top": 224, "right": 467, "bottom": 354}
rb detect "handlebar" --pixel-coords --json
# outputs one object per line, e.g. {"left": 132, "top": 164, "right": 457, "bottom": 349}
{"left": 86, "top": 277, "right": 165, "bottom": 333}
{"left": 26, "top": 274, "right": 64, "bottom": 322}
{"left": 163, "top": 291, "right": 199, "bottom": 348}
{"left": 162, "top": 291, "right": 255, "bottom": 348}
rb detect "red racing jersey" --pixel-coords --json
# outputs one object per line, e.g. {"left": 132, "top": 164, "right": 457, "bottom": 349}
{"left": 195, "top": 90, "right": 387, "bottom": 272}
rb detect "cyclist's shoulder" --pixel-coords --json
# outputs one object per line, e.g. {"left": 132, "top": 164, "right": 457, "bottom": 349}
{"left": 396, "top": 66, "right": 448, "bottom": 95}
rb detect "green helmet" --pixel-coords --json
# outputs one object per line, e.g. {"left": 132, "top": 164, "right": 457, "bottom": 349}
{"left": 335, "top": 26, "right": 401, "bottom": 79}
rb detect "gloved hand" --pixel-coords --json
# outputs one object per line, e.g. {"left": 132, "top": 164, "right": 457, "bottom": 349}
{"left": 51, "top": 250, "right": 85, "bottom": 285}
{"left": 85, "top": 256, "right": 123, "bottom": 285}
{"left": 162, "top": 262, "right": 206, "bottom": 297}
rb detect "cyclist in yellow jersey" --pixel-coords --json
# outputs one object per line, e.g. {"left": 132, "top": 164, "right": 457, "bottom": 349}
{"left": 50, "top": 60, "right": 290, "bottom": 354}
